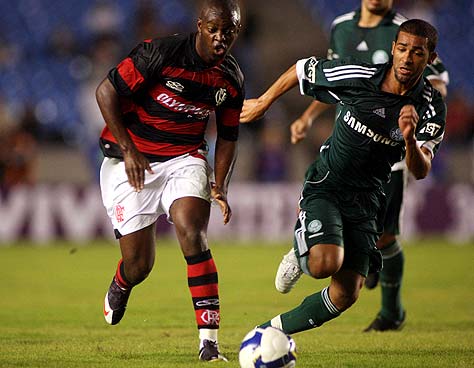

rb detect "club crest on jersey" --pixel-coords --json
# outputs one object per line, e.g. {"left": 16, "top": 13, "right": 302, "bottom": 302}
{"left": 215, "top": 88, "right": 227, "bottom": 106}
{"left": 390, "top": 127, "right": 404, "bottom": 142}
{"left": 307, "top": 220, "right": 322, "bottom": 233}
{"left": 165, "top": 80, "right": 184, "bottom": 93}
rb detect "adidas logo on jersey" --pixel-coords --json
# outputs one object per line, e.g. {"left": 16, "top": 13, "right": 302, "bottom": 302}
{"left": 373, "top": 108, "right": 386, "bottom": 118}
{"left": 356, "top": 41, "right": 369, "bottom": 51}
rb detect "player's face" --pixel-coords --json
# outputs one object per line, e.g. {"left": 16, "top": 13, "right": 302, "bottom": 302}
{"left": 196, "top": 6, "right": 241, "bottom": 65}
{"left": 391, "top": 31, "right": 436, "bottom": 86}
{"left": 362, "top": 0, "right": 393, "bottom": 15}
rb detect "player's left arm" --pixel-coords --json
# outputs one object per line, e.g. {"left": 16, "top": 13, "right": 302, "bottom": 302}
{"left": 400, "top": 98, "right": 446, "bottom": 179}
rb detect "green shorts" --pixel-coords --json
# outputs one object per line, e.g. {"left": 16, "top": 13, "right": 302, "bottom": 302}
{"left": 382, "top": 169, "right": 406, "bottom": 235}
{"left": 294, "top": 160, "right": 384, "bottom": 277}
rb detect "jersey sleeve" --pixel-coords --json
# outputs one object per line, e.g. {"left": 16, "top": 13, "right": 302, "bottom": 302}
{"left": 215, "top": 61, "right": 245, "bottom": 142}
{"left": 423, "top": 56, "right": 449, "bottom": 85}
{"left": 108, "top": 40, "right": 164, "bottom": 97}
{"left": 415, "top": 93, "right": 447, "bottom": 158}
{"left": 296, "top": 56, "right": 378, "bottom": 104}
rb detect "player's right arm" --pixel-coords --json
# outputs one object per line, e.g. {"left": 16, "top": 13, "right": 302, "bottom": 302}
{"left": 239, "top": 64, "right": 299, "bottom": 123}
{"left": 290, "top": 101, "right": 331, "bottom": 144}
{"left": 96, "top": 78, "right": 153, "bottom": 192}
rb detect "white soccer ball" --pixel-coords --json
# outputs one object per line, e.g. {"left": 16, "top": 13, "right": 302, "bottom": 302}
{"left": 239, "top": 326, "right": 297, "bottom": 368}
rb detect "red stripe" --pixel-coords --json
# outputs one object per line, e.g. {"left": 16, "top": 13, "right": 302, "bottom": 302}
{"left": 195, "top": 309, "right": 220, "bottom": 327}
{"left": 117, "top": 57, "right": 145, "bottom": 92}
{"left": 101, "top": 127, "right": 204, "bottom": 157}
{"left": 134, "top": 106, "right": 207, "bottom": 134}
{"left": 189, "top": 284, "right": 219, "bottom": 298}
{"left": 187, "top": 258, "right": 217, "bottom": 278}
{"left": 161, "top": 66, "right": 239, "bottom": 97}
{"left": 114, "top": 259, "right": 130, "bottom": 289}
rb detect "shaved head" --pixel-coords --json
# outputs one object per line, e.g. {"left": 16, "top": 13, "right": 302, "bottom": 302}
{"left": 199, "top": 0, "right": 241, "bottom": 26}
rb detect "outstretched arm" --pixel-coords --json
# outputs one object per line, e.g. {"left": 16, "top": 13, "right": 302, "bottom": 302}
{"left": 240, "top": 64, "right": 299, "bottom": 123}
{"left": 399, "top": 105, "right": 432, "bottom": 179}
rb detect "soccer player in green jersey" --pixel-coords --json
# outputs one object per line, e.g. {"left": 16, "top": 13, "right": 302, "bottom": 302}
{"left": 288, "top": 0, "right": 449, "bottom": 332}
{"left": 240, "top": 19, "right": 446, "bottom": 336}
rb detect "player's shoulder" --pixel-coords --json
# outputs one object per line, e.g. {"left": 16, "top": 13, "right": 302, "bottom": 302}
{"left": 390, "top": 11, "right": 408, "bottom": 26}
{"left": 331, "top": 11, "right": 357, "bottom": 30}
{"left": 147, "top": 33, "right": 189, "bottom": 52}
{"left": 219, "top": 54, "right": 244, "bottom": 90}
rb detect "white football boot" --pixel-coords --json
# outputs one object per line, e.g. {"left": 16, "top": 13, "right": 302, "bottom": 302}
{"left": 275, "top": 248, "right": 303, "bottom": 294}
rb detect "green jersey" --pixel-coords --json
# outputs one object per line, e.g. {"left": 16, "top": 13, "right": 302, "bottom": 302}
{"left": 328, "top": 8, "right": 449, "bottom": 84}
{"left": 296, "top": 57, "right": 446, "bottom": 190}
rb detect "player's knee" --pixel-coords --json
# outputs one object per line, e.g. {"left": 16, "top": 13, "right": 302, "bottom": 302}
{"left": 308, "top": 256, "right": 342, "bottom": 279}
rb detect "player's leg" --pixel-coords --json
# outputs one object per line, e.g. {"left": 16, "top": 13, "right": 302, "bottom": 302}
{"left": 171, "top": 197, "right": 227, "bottom": 361}
{"left": 100, "top": 157, "right": 162, "bottom": 325}
{"left": 104, "top": 224, "right": 157, "bottom": 325}
{"left": 275, "top": 185, "right": 343, "bottom": 293}
{"left": 262, "top": 268, "right": 363, "bottom": 334}
{"left": 162, "top": 157, "right": 226, "bottom": 361}
{"left": 365, "top": 169, "right": 406, "bottom": 331}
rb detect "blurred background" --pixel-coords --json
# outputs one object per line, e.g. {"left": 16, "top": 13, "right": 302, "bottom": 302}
{"left": 0, "top": 0, "right": 472, "bottom": 243}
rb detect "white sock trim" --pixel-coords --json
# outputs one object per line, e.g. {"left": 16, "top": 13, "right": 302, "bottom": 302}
{"left": 322, "top": 287, "right": 340, "bottom": 315}
{"left": 199, "top": 329, "right": 218, "bottom": 348}
{"left": 270, "top": 315, "right": 283, "bottom": 330}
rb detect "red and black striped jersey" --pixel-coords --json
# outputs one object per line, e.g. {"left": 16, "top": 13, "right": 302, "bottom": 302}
{"left": 100, "top": 32, "right": 244, "bottom": 162}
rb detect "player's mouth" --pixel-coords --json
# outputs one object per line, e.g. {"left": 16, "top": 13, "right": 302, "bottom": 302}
{"left": 398, "top": 66, "right": 413, "bottom": 76}
{"left": 214, "top": 44, "right": 227, "bottom": 56}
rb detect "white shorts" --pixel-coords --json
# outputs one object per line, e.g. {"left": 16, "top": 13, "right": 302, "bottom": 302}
{"left": 100, "top": 154, "right": 211, "bottom": 237}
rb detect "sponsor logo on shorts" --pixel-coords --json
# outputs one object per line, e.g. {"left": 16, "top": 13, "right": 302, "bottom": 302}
{"left": 307, "top": 220, "right": 322, "bottom": 233}
{"left": 115, "top": 204, "right": 125, "bottom": 223}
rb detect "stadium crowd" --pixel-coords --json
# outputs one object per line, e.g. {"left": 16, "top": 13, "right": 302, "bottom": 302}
{"left": 0, "top": 0, "right": 473, "bottom": 188}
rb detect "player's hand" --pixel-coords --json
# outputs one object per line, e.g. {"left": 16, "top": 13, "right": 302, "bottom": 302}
{"left": 290, "top": 118, "right": 311, "bottom": 144}
{"left": 398, "top": 104, "right": 418, "bottom": 144}
{"left": 239, "top": 98, "right": 267, "bottom": 123}
{"left": 211, "top": 183, "right": 232, "bottom": 224}
{"left": 123, "top": 148, "right": 154, "bottom": 192}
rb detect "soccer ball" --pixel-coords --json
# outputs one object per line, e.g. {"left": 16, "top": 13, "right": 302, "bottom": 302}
{"left": 239, "top": 327, "right": 297, "bottom": 368}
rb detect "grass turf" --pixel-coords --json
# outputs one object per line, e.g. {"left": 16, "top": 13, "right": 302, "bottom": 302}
{"left": 0, "top": 238, "right": 473, "bottom": 367}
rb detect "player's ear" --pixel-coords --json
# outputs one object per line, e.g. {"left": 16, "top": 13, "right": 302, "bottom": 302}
{"left": 391, "top": 41, "right": 395, "bottom": 56}
{"left": 197, "top": 18, "right": 203, "bottom": 34}
{"left": 428, "top": 51, "right": 438, "bottom": 65}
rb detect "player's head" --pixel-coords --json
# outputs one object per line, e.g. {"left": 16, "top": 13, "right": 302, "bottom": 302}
{"left": 361, "top": 0, "right": 393, "bottom": 15}
{"left": 196, "top": 0, "right": 241, "bottom": 65}
{"left": 391, "top": 19, "right": 438, "bottom": 86}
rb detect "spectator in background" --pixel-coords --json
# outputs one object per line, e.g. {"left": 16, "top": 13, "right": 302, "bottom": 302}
{"left": 255, "top": 124, "right": 288, "bottom": 182}
{"left": 0, "top": 98, "right": 38, "bottom": 189}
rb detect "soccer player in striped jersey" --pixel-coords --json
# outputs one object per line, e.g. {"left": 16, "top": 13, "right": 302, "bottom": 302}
{"left": 288, "top": 0, "right": 449, "bottom": 332}
{"left": 240, "top": 19, "right": 446, "bottom": 336}
{"left": 96, "top": 0, "right": 243, "bottom": 361}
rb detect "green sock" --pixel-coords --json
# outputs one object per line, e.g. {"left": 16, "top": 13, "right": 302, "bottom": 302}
{"left": 379, "top": 240, "right": 404, "bottom": 321}
{"left": 259, "top": 287, "right": 340, "bottom": 334}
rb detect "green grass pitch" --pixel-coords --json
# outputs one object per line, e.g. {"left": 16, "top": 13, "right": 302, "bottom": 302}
{"left": 0, "top": 238, "right": 473, "bottom": 367}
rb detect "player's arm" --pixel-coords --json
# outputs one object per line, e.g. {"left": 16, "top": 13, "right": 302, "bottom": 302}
{"left": 290, "top": 100, "right": 331, "bottom": 144}
{"left": 212, "top": 137, "right": 237, "bottom": 224}
{"left": 240, "top": 64, "right": 299, "bottom": 123}
{"left": 96, "top": 78, "right": 153, "bottom": 191}
{"left": 398, "top": 105, "right": 431, "bottom": 179}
